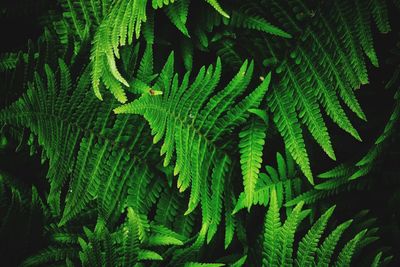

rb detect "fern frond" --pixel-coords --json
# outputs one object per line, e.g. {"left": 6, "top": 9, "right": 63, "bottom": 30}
{"left": 0, "top": 59, "right": 156, "bottom": 225}
{"left": 269, "top": 88, "right": 313, "bottom": 184}
{"left": 370, "top": 0, "right": 391, "bottom": 33}
{"left": 261, "top": 200, "right": 379, "bottom": 267}
{"left": 335, "top": 229, "right": 367, "bottom": 266}
{"left": 234, "top": 152, "right": 302, "bottom": 213}
{"left": 217, "top": 0, "right": 393, "bottom": 179}
{"left": 224, "top": 184, "right": 236, "bottom": 249}
{"left": 0, "top": 52, "right": 20, "bottom": 71}
{"left": 296, "top": 206, "right": 335, "bottom": 266}
{"left": 115, "top": 55, "right": 270, "bottom": 240}
{"left": 355, "top": 0, "right": 379, "bottom": 67}
{"left": 229, "top": 11, "right": 291, "bottom": 38}
{"left": 121, "top": 207, "right": 141, "bottom": 265}
{"left": 278, "top": 201, "right": 305, "bottom": 267}
{"left": 21, "top": 247, "right": 78, "bottom": 267}
{"left": 316, "top": 219, "right": 353, "bottom": 267}
{"left": 285, "top": 62, "right": 335, "bottom": 160}
{"left": 204, "top": 0, "right": 229, "bottom": 18}
{"left": 207, "top": 155, "right": 230, "bottom": 243}
{"left": 239, "top": 116, "right": 267, "bottom": 210}
{"left": 371, "top": 251, "right": 383, "bottom": 267}
{"left": 262, "top": 187, "right": 281, "bottom": 267}
{"left": 165, "top": 0, "right": 190, "bottom": 37}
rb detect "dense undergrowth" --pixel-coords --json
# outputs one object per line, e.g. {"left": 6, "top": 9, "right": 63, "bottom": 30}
{"left": 1, "top": 0, "right": 400, "bottom": 266}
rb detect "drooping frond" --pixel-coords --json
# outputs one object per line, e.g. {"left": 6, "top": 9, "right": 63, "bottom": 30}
{"left": 204, "top": 0, "right": 229, "bottom": 18}
{"left": 335, "top": 230, "right": 367, "bottom": 266}
{"left": 88, "top": 0, "right": 231, "bottom": 102}
{"left": 164, "top": 0, "right": 190, "bottom": 37}
{"left": 286, "top": 77, "right": 400, "bottom": 206}
{"left": 208, "top": 0, "right": 392, "bottom": 180}
{"left": 115, "top": 54, "right": 271, "bottom": 240}
{"left": 0, "top": 58, "right": 156, "bottom": 225}
{"left": 233, "top": 151, "right": 302, "bottom": 213}
{"left": 269, "top": 88, "right": 313, "bottom": 183}
{"left": 295, "top": 206, "right": 336, "bottom": 266}
{"left": 262, "top": 187, "right": 281, "bottom": 267}
{"left": 260, "top": 200, "right": 378, "bottom": 267}
{"left": 316, "top": 219, "right": 353, "bottom": 267}
{"left": 239, "top": 113, "right": 268, "bottom": 210}
{"left": 229, "top": 10, "right": 292, "bottom": 38}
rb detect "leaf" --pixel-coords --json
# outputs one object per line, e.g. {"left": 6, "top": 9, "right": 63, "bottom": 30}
{"left": 239, "top": 117, "right": 267, "bottom": 210}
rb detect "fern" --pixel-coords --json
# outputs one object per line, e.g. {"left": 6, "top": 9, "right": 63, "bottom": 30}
{"left": 77, "top": 212, "right": 186, "bottom": 266}
{"left": 287, "top": 75, "right": 400, "bottom": 206}
{"left": 208, "top": 0, "right": 392, "bottom": 180}
{"left": 259, "top": 190, "right": 379, "bottom": 267}
{"left": 262, "top": 187, "right": 281, "bottom": 266}
{"left": 1, "top": 0, "right": 399, "bottom": 266}
{"left": 88, "top": 0, "right": 230, "bottom": 102}
{"left": 233, "top": 151, "right": 302, "bottom": 213}
{"left": 239, "top": 115, "right": 267, "bottom": 210}
{"left": 0, "top": 58, "right": 157, "bottom": 225}
{"left": 0, "top": 52, "right": 20, "bottom": 71}
{"left": 229, "top": 10, "right": 292, "bottom": 38}
{"left": 115, "top": 54, "right": 271, "bottom": 240}
{"left": 269, "top": 88, "right": 312, "bottom": 183}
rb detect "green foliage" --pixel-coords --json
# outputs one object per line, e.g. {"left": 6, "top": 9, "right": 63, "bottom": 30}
{"left": 286, "top": 69, "right": 400, "bottom": 207}
{"left": 260, "top": 189, "right": 378, "bottom": 267}
{"left": 88, "top": 0, "right": 231, "bottom": 102}
{"left": 239, "top": 114, "right": 267, "bottom": 210}
{"left": 0, "top": 0, "right": 399, "bottom": 266}
{"left": 202, "top": 0, "right": 393, "bottom": 181}
{"left": 115, "top": 54, "right": 271, "bottom": 241}
{"left": 0, "top": 52, "right": 20, "bottom": 71}
{"left": 233, "top": 151, "right": 302, "bottom": 213}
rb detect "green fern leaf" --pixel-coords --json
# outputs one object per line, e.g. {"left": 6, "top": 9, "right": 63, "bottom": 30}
{"left": 205, "top": 0, "right": 229, "bottom": 18}
{"left": 285, "top": 62, "right": 335, "bottom": 160}
{"left": 239, "top": 117, "right": 267, "bottom": 210}
{"left": 316, "top": 220, "right": 353, "bottom": 267}
{"left": 137, "top": 249, "right": 163, "bottom": 261}
{"left": 224, "top": 186, "right": 236, "bottom": 249}
{"left": 165, "top": 0, "right": 190, "bottom": 37}
{"left": 114, "top": 55, "right": 270, "bottom": 241}
{"left": 278, "top": 201, "right": 306, "bottom": 267}
{"left": 269, "top": 89, "right": 313, "bottom": 184}
{"left": 370, "top": 0, "right": 391, "bottom": 33}
{"left": 335, "top": 229, "right": 367, "bottom": 266}
{"left": 296, "top": 206, "right": 336, "bottom": 266}
{"left": 229, "top": 11, "right": 291, "bottom": 38}
{"left": 371, "top": 252, "right": 383, "bottom": 267}
{"left": 355, "top": 0, "right": 379, "bottom": 67}
{"left": 262, "top": 187, "right": 281, "bottom": 267}
{"left": 207, "top": 155, "right": 230, "bottom": 243}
